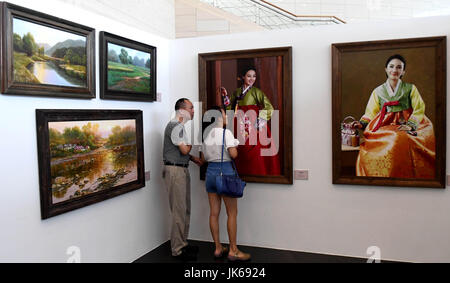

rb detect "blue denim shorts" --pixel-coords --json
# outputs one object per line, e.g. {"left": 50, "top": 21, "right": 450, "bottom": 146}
{"left": 205, "top": 162, "right": 234, "bottom": 194}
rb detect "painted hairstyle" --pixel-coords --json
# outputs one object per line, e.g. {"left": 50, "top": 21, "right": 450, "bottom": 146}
{"left": 239, "top": 65, "right": 257, "bottom": 78}
{"left": 385, "top": 54, "right": 406, "bottom": 79}
{"left": 385, "top": 54, "right": 406, "bottom": 70}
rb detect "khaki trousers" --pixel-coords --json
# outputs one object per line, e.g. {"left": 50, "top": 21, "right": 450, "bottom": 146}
{"left": 163, "top": 165, "right": 191, "bottom": 256}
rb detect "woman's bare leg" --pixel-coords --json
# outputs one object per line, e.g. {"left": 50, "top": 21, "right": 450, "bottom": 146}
{"left": 222, "top": 196, "right": 238, "bottom": 254}
{"left": 208, "top": 193, "right": 223, "bottom": 254}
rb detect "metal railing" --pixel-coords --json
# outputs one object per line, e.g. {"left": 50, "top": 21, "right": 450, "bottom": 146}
{"left": 199, "top": 0, "right": 345, "bottom": 29}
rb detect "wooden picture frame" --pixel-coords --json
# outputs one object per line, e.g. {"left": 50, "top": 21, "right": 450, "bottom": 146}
{"left": 1, "top": 2, "right": 95, "bottom": 98}
{"left": 199, "top": 47, "right": 293, "bottom": 184}
{"left": 99, "top": 31, "right": 156, "bottom": 102}
{"left": 332, "top": 36, "right": 446, "bottom": 188}
{"left": 36, "top": 109, "right": 145, "bottom": 219}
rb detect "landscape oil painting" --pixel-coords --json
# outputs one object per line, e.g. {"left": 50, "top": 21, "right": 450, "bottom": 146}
{"left": 1, "top": 2, "right": 95, "bottom": 98}
{"left": 49, "top": 119, "right": 137, "bottom": 204}
{"left": 37, "top": 110, "right": 145, "bottom": 219}
{"left": 13, "top": 18, "right": 87, "bottom": 87}
{"left": 107, "top": 42, "right": 150, "bottom": 93}
{"left": 100, "top": 31, "right": 156, "bottom": 102}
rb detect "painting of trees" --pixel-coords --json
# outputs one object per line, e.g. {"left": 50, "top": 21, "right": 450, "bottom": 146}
{"left": 22, "top": 32, "right": 37, "bottom": 56}
{"left": 106, "top": 126, "right": 136, "bottom": 147}
{"left": 14, "top": 32, "right": 38, "bottom": 56}
{"left": 119, "top": 48, "right": 132, "bottom": 65}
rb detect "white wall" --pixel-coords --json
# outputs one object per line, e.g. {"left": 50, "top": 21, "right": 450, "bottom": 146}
{"left": 171, "top": 17, "right": 450, "bottom": 263}
{"left": 0, "top": 0, "right": 173, "bottom": 262}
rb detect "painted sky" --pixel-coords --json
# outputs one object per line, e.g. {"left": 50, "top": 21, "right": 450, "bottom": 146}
{"left": 108, "top": 43, "right": 150, "bottom": 62}
{"left": 49, "top": 120, "right": 136, "bottom": 138}
{"left": 13, "top": 17, "right": 85, "bottom": 47}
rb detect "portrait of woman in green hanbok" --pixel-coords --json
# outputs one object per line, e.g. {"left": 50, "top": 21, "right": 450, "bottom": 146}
{"left": 219, "top": 65, "right": 281, "bottom": 176}
{"left": 199, "top": 48, "right": 293, "bottom": 184}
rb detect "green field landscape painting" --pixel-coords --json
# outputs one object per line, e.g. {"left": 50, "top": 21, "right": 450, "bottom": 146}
{"left": 107, "top": 43, "right": 151, "bottom": 93}
{"left": 13, "top": 18, "right": 87, "bottom": 87}
{"left": 49, "top": 119, "right": 138, "bottom": 204}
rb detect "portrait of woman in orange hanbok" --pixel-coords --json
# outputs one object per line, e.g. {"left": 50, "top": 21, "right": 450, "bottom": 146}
{"left": 351, "top": 54, "right": 436, "bottom": 179}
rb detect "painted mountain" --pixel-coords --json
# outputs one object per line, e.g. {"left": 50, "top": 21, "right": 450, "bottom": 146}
{"left": 45, "top": 39, "right": 85, "bottom": 56}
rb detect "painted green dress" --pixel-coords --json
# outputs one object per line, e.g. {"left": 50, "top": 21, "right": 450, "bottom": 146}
{"left": 225, "top": 86, "right": 280, "bottom": 175}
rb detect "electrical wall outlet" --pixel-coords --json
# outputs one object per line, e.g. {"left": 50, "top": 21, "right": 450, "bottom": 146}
{"left": 157, "top": 92, "right": 162, "bottom": 102}
{"left": 145, "top": 171, "right": 151, "bottom": 182}
{"left": 294, "top": 170, "right": 309, "bottom": 180}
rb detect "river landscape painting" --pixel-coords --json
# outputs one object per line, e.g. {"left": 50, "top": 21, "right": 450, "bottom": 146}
{"left": 2, "top": 2, "right": 95, "bottom": 98}
{"left": 37, "top": 110, "right": 145, "bottom": 219}
{"left": 49, "top": 119, "right": 137, "bottom": 204}
{"left": 13, "top": 18, "right": 87, "bottom": 87}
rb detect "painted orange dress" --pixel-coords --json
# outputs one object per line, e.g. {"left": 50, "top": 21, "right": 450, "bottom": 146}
{"left": 356, "top": 80, "right": 435, "bottom": 178}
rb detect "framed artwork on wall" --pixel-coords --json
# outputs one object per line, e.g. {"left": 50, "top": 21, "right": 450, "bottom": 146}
{"left": 199, "top": 47, "right": 293, "bottom": 184}
{"left": 1, "top": 2, "right": 96, "bottom": 98}
{"left": 36, "top": 109, "right": 145, "bottom": 219}
{"left": 332, "top": 36, "right": 446, "bottom": 188}
{"left": 99, "top": 31, "right": 156, "bottom": 102}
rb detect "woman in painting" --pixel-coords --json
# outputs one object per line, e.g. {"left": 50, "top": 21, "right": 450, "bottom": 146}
{"left": 219, "top": 66, "right": 280, "bottom": 176}
{"left": 351, "top": 54, "right": 436, "bottom": 178}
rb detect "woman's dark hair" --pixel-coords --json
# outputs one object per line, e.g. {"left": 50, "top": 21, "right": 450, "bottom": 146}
{"left": 239, "top": 65, "right": 257, "bottom": 78}
{"left": 385, "top": 54, "right": 406, "bottom": 70}
{"left": 202, "top": 106, "right": 225, "bottom": 140}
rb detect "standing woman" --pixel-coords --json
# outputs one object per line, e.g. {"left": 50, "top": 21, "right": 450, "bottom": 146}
{"left": 200, "top": 106, "right": 251, "bottom": 261}
{"left": 352, "top": 54, "right": 436, "bottom": 178}
{"left": 220, "top": 66, "right": 280, "bottom": 176}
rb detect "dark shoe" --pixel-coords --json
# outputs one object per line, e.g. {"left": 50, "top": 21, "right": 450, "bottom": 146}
{"left": 228, "top": 250, "right": 251, "bottom": 262}
{"left": 185, "top": 245, "right": 199, "bottom": 254}
{"left": 173, "top": 248, "right": 197, "bottom": 261}
{"left": 214, "top": 246, "right": 229, "bottom": 259}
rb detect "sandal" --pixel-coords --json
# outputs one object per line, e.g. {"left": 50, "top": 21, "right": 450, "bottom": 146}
{"left": 227, "top": 250, "right": 251, "bottom": 262}
{"left": 214, "top": 245, "right": 229, "bottom": 259}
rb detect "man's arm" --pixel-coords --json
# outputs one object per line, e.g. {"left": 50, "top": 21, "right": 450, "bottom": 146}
{"left": 178, "top": 143, "right": 203, "bottom": 166}
{"left": 178, "top": 143, "right": 192, "bottom": 156}
{"left": 189, "top": 154, "right": 203, "bottom": 166}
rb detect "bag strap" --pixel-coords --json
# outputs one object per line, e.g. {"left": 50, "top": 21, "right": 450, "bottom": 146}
{"left": 220, "top": 89, "right": 241, "bottom": 178}
{"left": 221, "top": 128, "right": 240, "bottom": 177}
{"left": 220, "top": 128, "right": 225, "bottom": 175}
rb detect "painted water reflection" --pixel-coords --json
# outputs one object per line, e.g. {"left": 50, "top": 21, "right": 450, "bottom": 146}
{"left": 29, "top": 61, "right": 85, "bottom": 87}
{"left": 51, "top": 145, "right": 137, "bottom": 204}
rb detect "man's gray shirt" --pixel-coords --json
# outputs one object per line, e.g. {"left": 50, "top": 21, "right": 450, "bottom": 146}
{"left": 163, "top": 120, "right": 190, "bottom": 165}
